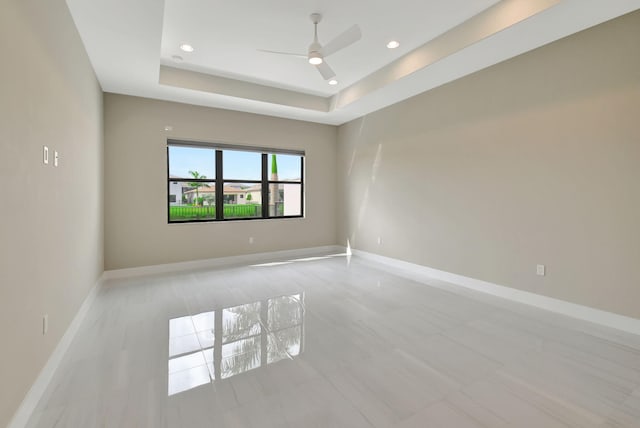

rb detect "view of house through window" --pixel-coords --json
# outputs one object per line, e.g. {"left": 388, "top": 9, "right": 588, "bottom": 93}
{"left": 167, "top": 141, "right": 304, "bottom": 222}
{"left": 269, "top": 153, "right": 302, "bottom": 217}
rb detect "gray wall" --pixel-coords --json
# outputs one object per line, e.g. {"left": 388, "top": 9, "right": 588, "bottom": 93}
{"left": 0, "top": 0, "right": 104, "bottom": 426}
{"left": 337, "top": 11, "right": 640, "bottom": 319}
{"left": 104, "top": 94, "right": 337, "bottom": 270}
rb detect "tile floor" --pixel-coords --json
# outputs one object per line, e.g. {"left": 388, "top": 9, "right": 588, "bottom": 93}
{"left": 26, "top": 252, "right": 640, "bottom": 427}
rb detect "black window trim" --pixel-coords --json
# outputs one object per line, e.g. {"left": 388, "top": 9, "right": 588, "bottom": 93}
{"left": 167, "top": 140, "right": 304, "bottom": 224}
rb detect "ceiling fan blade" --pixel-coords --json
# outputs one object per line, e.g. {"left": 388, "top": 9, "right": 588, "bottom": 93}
{"left": 316, "top": 61, "right": 336, "bottom": 80}
{"left": 257, "top": 49, "right": 307, "bottom": 58}
{"left": 320, "top": 24, "right": 361, "bottom": 57}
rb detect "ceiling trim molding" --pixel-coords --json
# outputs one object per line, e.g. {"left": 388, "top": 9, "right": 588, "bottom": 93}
{"left": 332, "top": 0, "right": 561, "bottom": 110}
{"left": 159, "top": 66, "right": 330, "bottom": 112}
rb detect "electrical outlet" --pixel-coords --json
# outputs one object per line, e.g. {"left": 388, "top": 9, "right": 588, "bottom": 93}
{"left": 249, "top": 237, "right": 254, "bottom": 244}
{"left": 536, "top": 264, "right": 545, "bottom": 276}
{"left": 377, "top": 236, "right": 382, "bottom": 245}
{"left": 43, "top": 314, "right": 49, "bottom": 335}
{"left": 43, "top": 146, "right": 49, "bottom": 165}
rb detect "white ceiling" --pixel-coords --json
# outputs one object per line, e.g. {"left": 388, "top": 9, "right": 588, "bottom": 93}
{"left": 66, "top": 0, "right": 640, "bottom": 125}
{"left": 160, "top": 0, "right": 500, "bottom": 96}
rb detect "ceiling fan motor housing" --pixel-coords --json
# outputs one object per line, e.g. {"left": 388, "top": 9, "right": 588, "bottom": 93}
{"left": 308, "top": 40, "right": 323, "bottom": 63}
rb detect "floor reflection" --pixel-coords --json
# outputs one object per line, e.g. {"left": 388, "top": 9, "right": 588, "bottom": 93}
{"left": 168, "top": 293, "right": 305, "bottom": 396}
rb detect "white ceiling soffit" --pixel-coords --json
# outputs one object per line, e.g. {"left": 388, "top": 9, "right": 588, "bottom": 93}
{"left": 66, "top": 0, "right": 640, "bottom": 125}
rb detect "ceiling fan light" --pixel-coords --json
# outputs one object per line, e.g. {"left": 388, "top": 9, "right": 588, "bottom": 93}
{"left": 308, "top": 52, "right": 323, "bottom": 65}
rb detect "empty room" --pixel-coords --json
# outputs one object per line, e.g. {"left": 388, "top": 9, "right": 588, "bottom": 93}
{"left": 2, "top": 0, "right": 640, "bottom": 427}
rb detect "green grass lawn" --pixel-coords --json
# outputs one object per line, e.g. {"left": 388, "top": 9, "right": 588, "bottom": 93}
{"left": 170, "top": 204, "right": 262, "bottom": 220}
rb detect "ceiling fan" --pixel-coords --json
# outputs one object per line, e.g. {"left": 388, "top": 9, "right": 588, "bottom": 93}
{"left": 258, "top": 13, "right": 362, "bottom": 81}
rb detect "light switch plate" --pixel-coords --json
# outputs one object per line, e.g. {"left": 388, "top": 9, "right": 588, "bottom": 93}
{"left": 43, "top": 146, "right": 49, "bottom": 165}
{"left": 54, "top": 151, "right": 59, "bottom": 167}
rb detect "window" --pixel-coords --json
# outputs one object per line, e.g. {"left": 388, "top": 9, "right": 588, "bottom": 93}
{"left": 167, "top": 140, "right": 304, "bottom": 223}
{"left": 268, "top": 153, "right": 303, "bottom": 217}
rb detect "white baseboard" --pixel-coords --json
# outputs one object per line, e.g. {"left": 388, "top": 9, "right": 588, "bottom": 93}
{"left": 8, "top": 274, "right": 105, "bottom": 428}
{"left": 103, "top": 245, "right": 345, "bottom": 280}
{"left": 352, "top": 249, "right": 640, "bottom": 336}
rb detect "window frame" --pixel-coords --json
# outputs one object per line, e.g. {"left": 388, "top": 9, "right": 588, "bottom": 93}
{"left": 167, "top": 139, "right": 304, "bottom": 224}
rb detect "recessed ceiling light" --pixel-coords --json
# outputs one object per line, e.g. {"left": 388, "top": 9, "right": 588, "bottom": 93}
{"left": 171, "top": 55, "right": 183, "bottom": 63}
{"left": 328, "top": 79, "right": 338, "bottom": 85}
{"left": 179, "top": 44, "right": 194, "bottom": 53}
{"left": 386, "top": 40, "right": 400, "bottom": 49}
{"left": 164, "top": 126, "right": 173, "bottom": 132}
